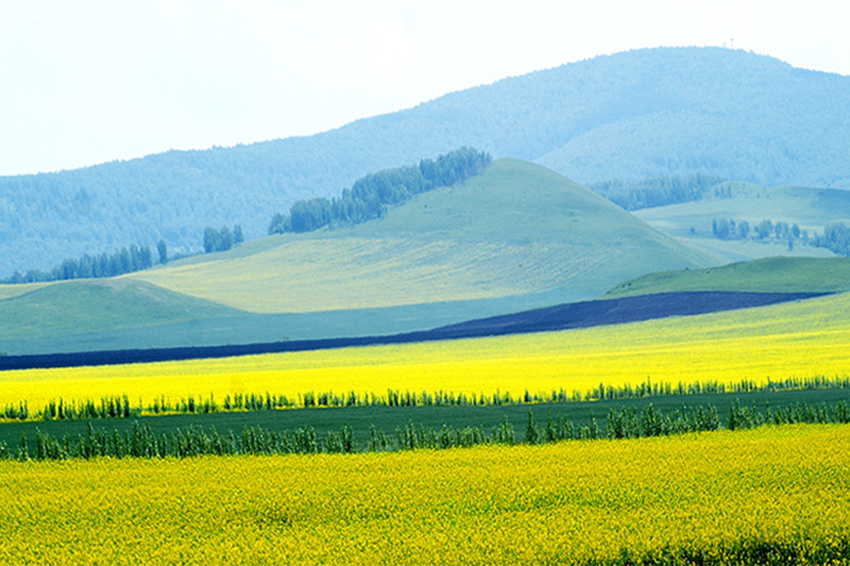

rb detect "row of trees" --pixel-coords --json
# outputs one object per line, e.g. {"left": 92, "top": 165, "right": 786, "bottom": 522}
{"left": 203, "top": 225, "right": 244, "bottom": 253}
{"left": 710, "top": 217, "right": 850, "bottom": 257}
{"left": 15, "top": 421, "right": 358, "bottom": 461}
{"left": 268, "top": 147, "right": 492, "bottom": 235}
{"left": 8, "top": 399, "right": 849, "bottom": 461}
{"left": 1, "top": 241, "right": 169, "bottom": 284}
{"left": 589, "top": 174, "right": 729, "bottom": 211}
{"left": 4, "top": 219, "right": 251, "bottom": 283}
{"left": 711, "top": 217, "right": 806, "bottom": 248}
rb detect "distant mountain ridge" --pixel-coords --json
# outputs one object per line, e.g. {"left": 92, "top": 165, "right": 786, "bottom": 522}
{"left": 2, "top": 46, "right": 849, "bottom": 276}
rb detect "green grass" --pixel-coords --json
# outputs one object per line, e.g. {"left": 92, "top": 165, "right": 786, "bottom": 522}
{"left": 606, "top": 256, "right": 850, "bottom": 297}
{"left": 0, "top": 282, "right": 51, "bottom": 300}
{"left": 131, "top": 159, "right": 717, "bottom": 314}
{"left": 0, "top": 279, "right": 243, "bottom": 341}
{"left": 2, "top": 387, "right": 847, "bottom": 455}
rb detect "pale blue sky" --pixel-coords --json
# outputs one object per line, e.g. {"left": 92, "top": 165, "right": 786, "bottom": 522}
{"left": 2, "top": 0, "right": 848, "bottom": 176}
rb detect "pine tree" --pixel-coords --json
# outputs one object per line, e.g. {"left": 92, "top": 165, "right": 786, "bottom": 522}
{"left": 157, "top": 240, "right": 168, "bottom": 264}
{"left": 525, "top": 409, "right": 540, "bottom": 444}
{"left": 17, "top": 432, "right": 29, "bottom": 461}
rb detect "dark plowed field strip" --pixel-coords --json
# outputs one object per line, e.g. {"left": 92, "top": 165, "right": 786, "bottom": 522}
{"left": 0, "top": 291, "right": 826, "bottom": 371}
{"left": 430, "top": 291, "right": 828, "bottom": 337}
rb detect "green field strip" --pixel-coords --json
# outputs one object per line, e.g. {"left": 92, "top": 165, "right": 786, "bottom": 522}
{"left": 607, "top": 256, "right": 850, "bottom": 297}
{"left": 3, "top": 387, "right": 847, "bottom": 454}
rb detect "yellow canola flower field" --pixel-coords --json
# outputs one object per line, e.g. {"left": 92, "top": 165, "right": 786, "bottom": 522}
{"left": 1, "top": 424, "right": 848, "bottom": 565}
{"left": 2, "top": 292, "right": 850, "bottom": 410}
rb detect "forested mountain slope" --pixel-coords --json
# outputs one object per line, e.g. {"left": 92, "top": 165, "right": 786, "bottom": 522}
{"left": 3, "top": 46, "right": 849, "bottom": 276}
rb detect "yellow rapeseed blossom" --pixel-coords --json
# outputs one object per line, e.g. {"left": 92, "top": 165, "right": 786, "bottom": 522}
{"left": 0, "top": 424, "right": 847, "bottom": 564}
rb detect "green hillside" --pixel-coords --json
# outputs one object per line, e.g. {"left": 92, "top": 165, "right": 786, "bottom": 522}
{"left": 3, "top": 47, "right": 850, "bottom": 278}
{"left": 0, "top": 290, "right": 576, "bottom": 356}
{"left": 606, "top": 257, "right": 850, "bottom": 298}
{"left": 0, "top": 279, "right": 242, "bottom": 341}
{"left": 0, "top": 282, "right": 49, "bottom": 301}
{"left": 633, "top": 181, "right": 850, "bottom": 261}
{"left": 131, "top": 159, "right": 718, "bottom": 314}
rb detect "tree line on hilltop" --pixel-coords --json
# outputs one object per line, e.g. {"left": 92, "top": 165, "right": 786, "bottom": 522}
{"left": 588, "top": 173, "right": 729, "bottom": 211}
{"left": 2, "top": 241, "right": 169, "bottom": 284}
{"left": 2, "top": 222, "right": 251, "bottom": 283}
{"left": 267, "top": 147, "right": 492, "bottom": 235}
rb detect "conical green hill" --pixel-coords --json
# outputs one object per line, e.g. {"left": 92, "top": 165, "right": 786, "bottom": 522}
{"left": 131, "top": 159, "right": 717, "bottom": 313}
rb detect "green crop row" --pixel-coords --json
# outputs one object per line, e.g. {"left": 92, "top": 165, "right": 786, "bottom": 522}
{"left": 4, "top": 374, "right": 848, "bottom": 423}
{"left": 5, "top": 399, "right": 848, "bottom": 462}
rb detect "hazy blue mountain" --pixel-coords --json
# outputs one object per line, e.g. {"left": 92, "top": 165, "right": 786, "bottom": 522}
{"left": 2, "top": 46, "right": 849, "bottom": 277}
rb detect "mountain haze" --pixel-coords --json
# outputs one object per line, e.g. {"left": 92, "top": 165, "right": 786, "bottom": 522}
{"left": 2, "top": 47, "right": 849, "bottom": 276}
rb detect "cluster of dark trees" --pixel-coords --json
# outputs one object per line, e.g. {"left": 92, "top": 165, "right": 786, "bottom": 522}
{"left": 758, "top": 219, "right": 802, "bottom": 241}
{"left": 268, "top": 147, "right": 492, "bottom": 235}
{"left": 589, "top": 174, "right": 728, "bottom": 211}
{"left": 203, "top": 225, "right": 244, "bottom": 253}
{"left": 711, "top": 217, "right": 805, "bottom": 248}
{"left": 1, "top": 241, "right": 168, "bottom": 284}
{"left": 711, "top": 218, "right": 751, "bottom": 240}
{"left": 813, "top": 222, "right": 850, "bottom": 256}
{"left": 709, "top": 217, "right": 850, "bottom": 256}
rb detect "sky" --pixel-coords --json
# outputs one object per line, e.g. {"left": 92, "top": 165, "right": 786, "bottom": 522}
{"left": 2, "top": 0, "right": 848, "bottom": 177}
